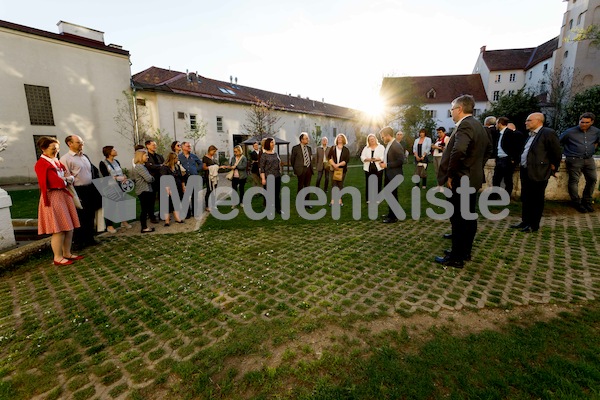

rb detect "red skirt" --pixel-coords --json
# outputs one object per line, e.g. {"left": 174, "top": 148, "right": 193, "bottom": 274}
{"left": 38, "top": 189, "right": 81, "bottom": 234}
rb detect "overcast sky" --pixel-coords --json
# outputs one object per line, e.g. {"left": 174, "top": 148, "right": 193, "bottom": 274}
{"left": 3, "top": 0, "right": 567, "bottom": 112}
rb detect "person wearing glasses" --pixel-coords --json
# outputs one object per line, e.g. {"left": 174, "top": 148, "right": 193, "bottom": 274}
{"left": 435, "top": 95, "right": 492, "bottom": 268}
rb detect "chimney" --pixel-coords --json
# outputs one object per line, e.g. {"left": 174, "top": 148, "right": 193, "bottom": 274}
{"left": 480, "top": 45, "right": 487, "bottom": 53}
{"left": 230, "top": 75, "right": 233, "bottom": 84}
{"left": 235, "top": 77, "right": 238, "bottom": 85}
{"left": 186, "top": 69, "right": 191, "bottom": 82}
{"left": 57, "top": 21, "right": 105, "bottom": 43}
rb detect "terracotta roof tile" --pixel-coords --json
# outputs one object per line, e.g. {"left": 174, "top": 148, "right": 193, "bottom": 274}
{"left": 380, "top": 74, "right": 488, "bottom": 105}
{"left": 482, "top": 37, "right": 558, "bottom": 71}
{"left": 132, "top": 67, "right": 358, "bottom": 120}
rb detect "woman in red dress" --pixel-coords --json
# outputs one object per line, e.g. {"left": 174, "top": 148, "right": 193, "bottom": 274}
{"left": 35, "top": 136, "right": 82, "bottom": 266}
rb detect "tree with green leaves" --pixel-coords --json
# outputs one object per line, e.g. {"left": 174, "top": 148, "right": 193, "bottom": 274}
{"left": 113, "top": 90, "right": 150, "bottom": 147}
{"left": 152, "top": 128, "right": 173, "bottom": 156}
{"left": 480, "top": 88, "right": 539, "bottom": 132}
{"left": 571, "top": 24, "right": 600, "bottom": 48}
{"left": 560, "top": 85, "right": 600, "bottom": 130}
{"left": 399, "top": 103, "right": 436, "bottom": 139}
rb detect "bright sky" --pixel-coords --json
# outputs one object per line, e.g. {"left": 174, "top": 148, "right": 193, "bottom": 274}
{"left": 4, "top": 0, "right": 567, "bottom": 112}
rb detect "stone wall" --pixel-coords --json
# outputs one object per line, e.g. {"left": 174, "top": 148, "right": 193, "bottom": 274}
{"left": 483, "top": 157, "right": 600, "bottom": 201}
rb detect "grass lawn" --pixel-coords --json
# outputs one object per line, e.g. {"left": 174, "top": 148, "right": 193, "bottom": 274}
{"left": 2, "top": 157, "right": 599, "bottom": 399}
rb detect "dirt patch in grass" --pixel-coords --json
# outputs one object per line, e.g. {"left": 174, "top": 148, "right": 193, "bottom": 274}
{"left": 222, "top": 302, "right": 578, "bottom": 379}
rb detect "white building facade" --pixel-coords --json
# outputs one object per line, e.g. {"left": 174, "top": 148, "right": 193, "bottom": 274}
{"left": 0, "top": 20, "right": 132, "bottom": 184}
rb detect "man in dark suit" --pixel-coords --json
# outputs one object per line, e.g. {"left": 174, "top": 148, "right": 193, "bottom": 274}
{"left": 315, "top": 137, "right": 330, "bottom": 192}
{"left": 491, "top": 116, "right": 525, "bottom": 199}
{"left": 511, "top": 112, "right": 562, "bottom": 233}
{"left": 379, "top": 126, "right": 406, "bottom": 223}
{"left": 289, "top": 132, "right": 314, "bottom": 207}
{"left": 435, "top": 95, "right": 493, "bottom": 268}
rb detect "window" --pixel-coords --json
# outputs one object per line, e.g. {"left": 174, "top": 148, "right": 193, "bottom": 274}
{"left": 569, "top": 19, "right": 573, "bottom": 29}
{"left": 333, "top": 127, "right": 337, "bottom": 136}
{"left": 564, "top": 50, "right": 569, "bottom": 58}
{"left": 543, "top": 63, "right": 548, "bottom": 72}
{"left": 190, "top": 114, "right": 197, "bottom": 130}
{"left": 177, "top": 112, "right": 185, "bottom": 119}
{"left": 216, "top": 116, "right": 223, "bottom": 132}
{"left": 136, "top": 98, "right": 146, "bottom": 106}
{"left": 529, "top": 71, "right": 533, "bottom": 80}
{"left": 24, "top": 84, "right": 55, "bottom": 126}
{"left": 426, "top": 110, "right": 437, "bottom": 118}
{"left": 447, "top": 110, "right": 452, "bottom": 118}
{"left": 426, "top": 89, "right": 436, "bottom": 99}
{"left": 509, "top": 73, "right": 516, "bottom": 82}
{"left": 494, "top": 74, "right": 501, "bottom": 83}
{"left": 473, "top": 109, "right": 481, "bottom": 117}
{"left": 493, "top": 91, "right": 500, "bottom": 101}
{"left": 540, "top": 81, "right": 547, "bottom": 92}
{"left": 577, "top": 13, "right": 582, "bottom": 25}
{"left": 508, "top": 90, "right": 515, "bottom": 96}
{"left": 218, "top": 87, "right": 236, "bottom": 95}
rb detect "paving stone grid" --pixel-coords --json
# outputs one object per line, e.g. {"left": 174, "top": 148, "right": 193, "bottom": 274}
{"left": 1, "top": 212, "right": 599, "bottom": 398}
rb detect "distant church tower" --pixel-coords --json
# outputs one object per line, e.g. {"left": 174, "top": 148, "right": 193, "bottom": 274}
{"left": 554, "top": 0, "right": 600, "bottom": 90}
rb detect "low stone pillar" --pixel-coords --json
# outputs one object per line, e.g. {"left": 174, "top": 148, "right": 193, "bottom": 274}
{"left": 483, "top": 157, "right": 600, "bottom": 201}
{"left": 0, "top": 188, "right": 17, "bottom": 250}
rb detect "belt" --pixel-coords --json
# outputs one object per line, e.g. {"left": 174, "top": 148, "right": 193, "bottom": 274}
{"left": 566, "top": 156, "right": 592, "bottom": 159}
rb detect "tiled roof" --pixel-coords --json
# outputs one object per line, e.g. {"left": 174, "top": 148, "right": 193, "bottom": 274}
{"left": 0, "top": 19, "right": 129, "bottom": 56}
{"left": 525, "top": 37, "right": 558, "bottom": 69}
{"left": 132, "top": 67, "right": 358, "bottom": 120}
{"left": 380, "top": 74, "right": 488, "bottom": 105}
{"left": 481, "top": 37, "right": 558, "bottom": 71}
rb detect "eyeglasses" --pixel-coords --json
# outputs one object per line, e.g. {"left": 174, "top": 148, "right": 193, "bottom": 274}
{"left": 450, "top": 107, "right": 459, "bottom": 111}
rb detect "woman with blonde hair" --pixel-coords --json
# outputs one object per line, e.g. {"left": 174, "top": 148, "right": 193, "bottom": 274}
{"left": 132, "top": 149, "right": 155, "bottom": 233}
{"left": 328, "top": 133, "right": 350, "bottom": 206}
{"left": 224, "top": 145, "right": 248, "bottom": 207}
{"left": 160, "top": 152, "right": 185, "bottom": 226}
{"left": 360, "top": 133, "right": 385, "bottom": 203}
{"left": 35, "top": 136, "right": 82, "bottom": 265}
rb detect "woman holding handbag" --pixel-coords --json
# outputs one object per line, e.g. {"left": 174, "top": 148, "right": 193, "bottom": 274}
{"left": 224, "top": 145, "right": 248, "bottom": 207}
{"left": 360, "top": 133, "right": 385, "bottom": 203}
{"left": 35, "top": 136, "right": 82, "bottom": 266}
{"left": 328, "top": 133, "right": 350, "bottom": 206}
{"left": 412, "top": 129, "right": 432, "bottom": 189}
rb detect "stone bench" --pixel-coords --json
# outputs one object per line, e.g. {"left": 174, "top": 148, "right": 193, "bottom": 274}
{"left": 483, "top": 157, "right": 600, "bottom": 201}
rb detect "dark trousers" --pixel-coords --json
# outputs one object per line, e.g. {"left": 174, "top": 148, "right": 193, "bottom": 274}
{"left": 450, "top": 188, "right": 477, "bottom": 260}
{"left": 296, "top": 167, "right": 313, "bottom": 201}
{"left": 266, "top": 176, "right": 282, "bottom": 213}
{"left": 73, "top": 184, "right": 99, "bottom": 247}
{"left": 138, "top": 191, "right": 154, "bottom": 230}
{"left": 365, "top": 170, "right": 382, "bottom": 202}
{"left": 492, "top": 157, "right": 516, "bottom": 197}
{"left": 384, "top": 173, "right": 400, "bottom": 220}
{"left": 316, "top": 168, "right": 330, "bottom": 192}
{"left": 566, "top": 157, "right": 597, "bottom": 204}
{"left": 520, "top": 168, "right": 548, "bottom": 230}
{"left": 232, "top": 177, "right": 247, "bottom": 203}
